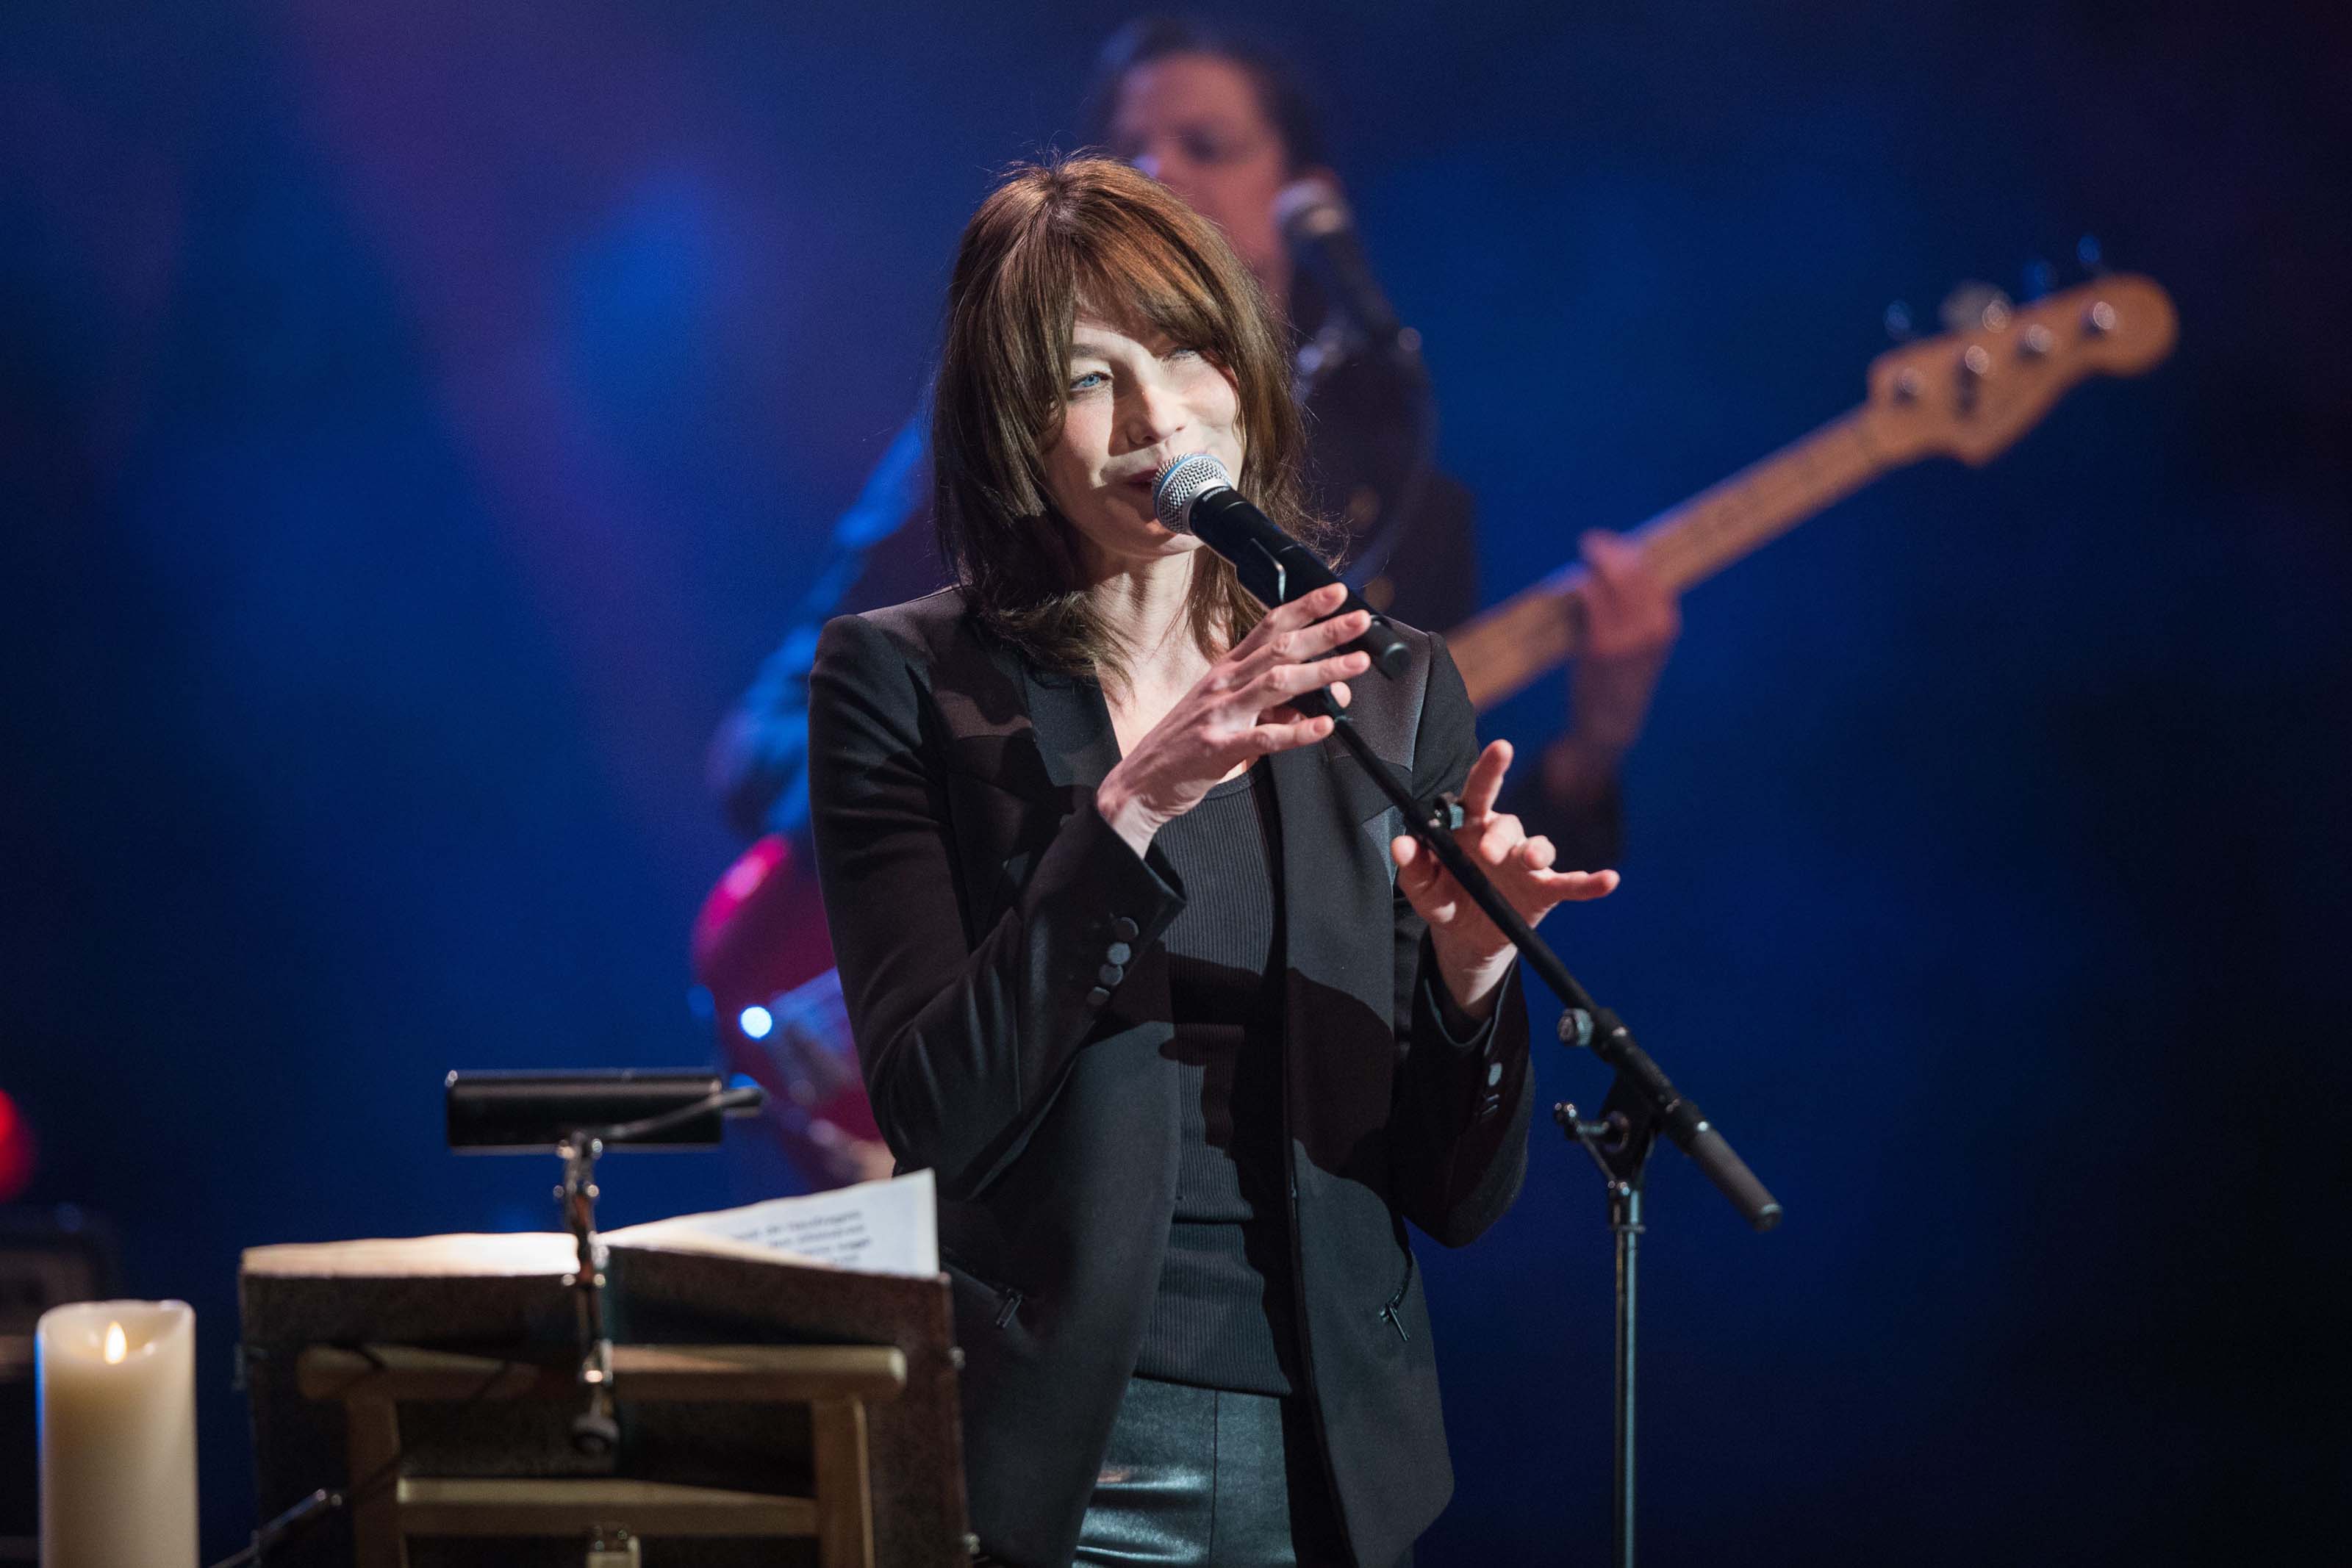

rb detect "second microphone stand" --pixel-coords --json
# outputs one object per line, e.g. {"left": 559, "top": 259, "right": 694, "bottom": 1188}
{"left": 1293, "top": 683, "right": 1782, "bottom": 1567}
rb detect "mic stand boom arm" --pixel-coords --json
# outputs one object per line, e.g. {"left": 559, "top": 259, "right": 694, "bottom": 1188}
{"left": 1290, "top": 685, "right": 1781, "bottom": 1231}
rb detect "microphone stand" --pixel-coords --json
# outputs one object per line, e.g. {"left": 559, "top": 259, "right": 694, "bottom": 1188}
{"left": 1291, "top": 684, "right": 1782, "bottom": 1567}
{"left": 1279, "top": 176, "right": 1438, "bottom": 593}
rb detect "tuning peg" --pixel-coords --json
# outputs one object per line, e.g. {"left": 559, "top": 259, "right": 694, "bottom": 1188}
{"left": 1884, "top": 300, "right": 1916, "bottom": 342}
{"left": 2076, "top": 234, "right": 2107, "bottom": 275}
{"left": 2021, "top": 259, "right": 2056, "bottom": 301}
{"left": 1940, "top": 281, "right": 2013, "bottom": 334}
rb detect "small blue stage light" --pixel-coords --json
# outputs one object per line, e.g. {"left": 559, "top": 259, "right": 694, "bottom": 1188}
{"left": 737, "top": 1004, "right": 775, "bottom": 1040}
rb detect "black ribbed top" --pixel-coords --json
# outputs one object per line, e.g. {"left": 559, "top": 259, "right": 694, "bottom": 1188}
{"left": 1132, "top": 765, "right": 1300, "bottom": 1396}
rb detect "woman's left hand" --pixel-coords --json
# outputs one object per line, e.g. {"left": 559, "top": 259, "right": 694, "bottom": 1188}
{"left": 1392, "top": 738, "right": 1619, "bottom": 1021}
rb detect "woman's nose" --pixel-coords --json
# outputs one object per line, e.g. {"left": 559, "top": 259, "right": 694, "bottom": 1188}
{"left": 1122, "top": 373, "right": 1187, "bottom": 450}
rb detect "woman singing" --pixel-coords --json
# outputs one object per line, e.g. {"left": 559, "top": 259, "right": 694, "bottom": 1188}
{"left": 806, "top": 158, "right": 1617, "bottom": 1568}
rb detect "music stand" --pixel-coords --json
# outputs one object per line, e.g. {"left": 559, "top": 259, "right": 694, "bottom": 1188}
{"left": 237, "top": 1070, "right": 967, "bottom": 1566}
{"left": 240, "top": 1230, "right": 968, "bottom": 1568}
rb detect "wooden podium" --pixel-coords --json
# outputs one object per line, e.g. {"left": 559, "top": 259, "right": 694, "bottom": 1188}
{"left": 240, "top": 1231, "right": 969, "bottom": 1567}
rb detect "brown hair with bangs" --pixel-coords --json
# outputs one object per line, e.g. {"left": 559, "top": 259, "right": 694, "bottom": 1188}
{"left": 931, "top": 155, "right": 1329, "bottom": 687}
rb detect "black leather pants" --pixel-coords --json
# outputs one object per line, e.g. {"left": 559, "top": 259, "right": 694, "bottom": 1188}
{"left": 1072, "top": 1375, "right": 1361, "bottom": 1567}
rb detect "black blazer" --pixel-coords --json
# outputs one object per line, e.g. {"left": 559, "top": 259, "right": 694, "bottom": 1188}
{"left": 806, "top": 589, "right": 1534, "bottom": 1568}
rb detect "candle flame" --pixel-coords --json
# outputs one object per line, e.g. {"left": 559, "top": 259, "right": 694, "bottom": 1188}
{"left": 103, "top": 1321, "right": 128, "bottom": 1364}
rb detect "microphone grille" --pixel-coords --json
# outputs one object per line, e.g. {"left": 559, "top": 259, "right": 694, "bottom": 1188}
{"left": 1152, "top": 453, "right": 1233, "bottom": 533}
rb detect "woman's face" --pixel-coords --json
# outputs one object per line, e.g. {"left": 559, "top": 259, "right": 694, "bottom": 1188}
{"left": 1042, "top": 309, "right": 1244, "bottom": 579}
{"left": 1108, "top": 54, "right": 1294, "bottom": 313}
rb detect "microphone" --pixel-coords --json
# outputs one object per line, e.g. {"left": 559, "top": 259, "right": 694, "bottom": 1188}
{"left": 1153, "top": 453, "right": 1410, "bottom": 678}
{"left": 1274, "top": 176, "right": 1413, "bottom": 358}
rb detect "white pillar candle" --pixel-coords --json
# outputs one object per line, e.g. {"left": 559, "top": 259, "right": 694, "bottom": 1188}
{"left": 36, "top": 1299, "right": 198, "bottom": 1568}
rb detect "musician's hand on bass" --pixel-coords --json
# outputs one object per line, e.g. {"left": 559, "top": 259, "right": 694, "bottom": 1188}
{"left": 1547, "top": 529, "right": 1680, "bottom": 808}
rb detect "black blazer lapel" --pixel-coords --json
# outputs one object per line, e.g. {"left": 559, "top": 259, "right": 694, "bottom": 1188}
{"left": 930, "top": 638, "right": 1110, "bottom": 809}
{"left": 1019, "top": 665, "right": 1122, "bottom": 794}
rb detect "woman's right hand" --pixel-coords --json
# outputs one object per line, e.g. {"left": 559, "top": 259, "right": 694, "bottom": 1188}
{"left": 1096, "top": 583, "right": 1372, "bottom": 855}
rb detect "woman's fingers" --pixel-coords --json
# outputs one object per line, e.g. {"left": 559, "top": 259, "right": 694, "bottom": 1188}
{"left": 1460, "top": 738, "right": 1513, "bottom": 817}
{"left": 1251, "top": 712, "right": 1337, "bottom": 752}
{"left": 1253, "top": 581, "right": 1349, "bottom": 637}
{"left": 1230, "top": 583, "right": 1350, "bottom": 661}
{"left": 1286, "top": 580, "right": 1351, "bottom": 619}
{"left": 1227, "top": 606, "right": 1372, "bottom": 686}
{"left": 1253, "top": 648, "right": 1369, "bottom": 703}
{"left": 1261, "top": 677, "right": 1352, "bottom": 730}
{"left": 1555, "top": 868, "right": 1621, "bottom": 900}
{"left": 1391, "top": 832, "right": 1620, "bottom": 923}
{"left": 1391, "top": 834, "right": 1447, "bottom": 903}
{"left": 1298, "top": 607, "right": 1373, "bottom": 657}
{"left": 1513, "top": 866, "right": 1618, "bottom": 902}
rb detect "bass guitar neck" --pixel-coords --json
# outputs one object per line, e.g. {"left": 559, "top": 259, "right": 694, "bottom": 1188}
{"left": 1447, "top": 409, "right": 1885, "bottom": 712}
{"left": 1443, "top": 273, "right": 2176, "bottom": 713}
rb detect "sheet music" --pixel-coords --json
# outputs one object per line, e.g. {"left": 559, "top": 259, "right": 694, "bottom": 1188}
{"left": 241, "top": 1231, "right": 580, "bottom": 1278}
{"left": 606, "top": 1168, "right": 938, "bottom": 1278}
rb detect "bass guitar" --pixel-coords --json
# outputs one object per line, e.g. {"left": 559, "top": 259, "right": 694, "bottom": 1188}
{"left": 700, "top": 273, "right": 2179, "bottom": 1188}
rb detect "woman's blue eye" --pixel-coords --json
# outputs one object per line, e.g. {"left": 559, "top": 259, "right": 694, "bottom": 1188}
{"left": 1067, "top": 370, "right": 1108, "bottom": 394}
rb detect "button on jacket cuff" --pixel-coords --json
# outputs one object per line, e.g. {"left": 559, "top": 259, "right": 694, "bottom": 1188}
{"left": 1044, "top": 792, "right": 1184, "bottom": 1009}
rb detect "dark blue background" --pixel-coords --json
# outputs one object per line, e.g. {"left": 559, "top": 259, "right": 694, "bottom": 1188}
{"left": 4, "top": 2, "right": 2345, "bottom": 1559}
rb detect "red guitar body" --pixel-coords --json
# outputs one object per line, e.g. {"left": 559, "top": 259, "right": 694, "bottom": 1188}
{"left": 692, "top": 835, "right": 883, "bottom": 1168}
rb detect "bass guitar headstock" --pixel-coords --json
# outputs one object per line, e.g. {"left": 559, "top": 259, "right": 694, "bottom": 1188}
{"left": 1862, "top": 273, "right": 2176, "bottom": 465}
